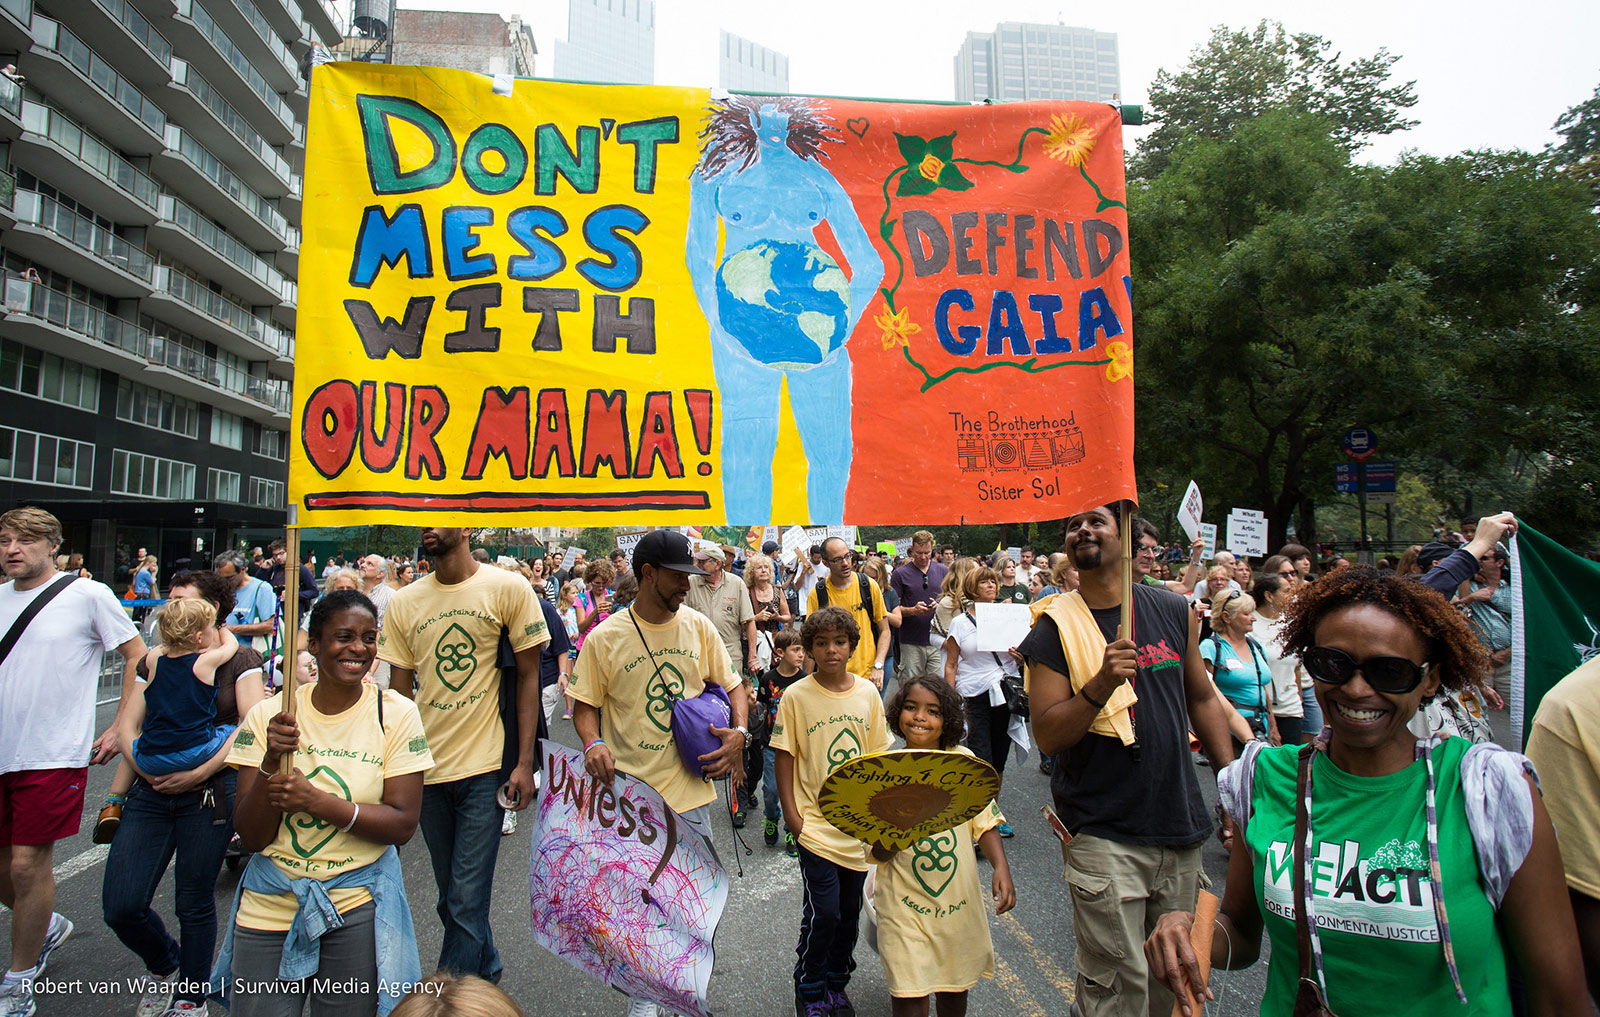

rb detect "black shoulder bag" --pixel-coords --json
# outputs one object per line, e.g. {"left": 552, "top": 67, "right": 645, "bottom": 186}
{"left": 0, "top": 574, "right": 78, "bottom": 668}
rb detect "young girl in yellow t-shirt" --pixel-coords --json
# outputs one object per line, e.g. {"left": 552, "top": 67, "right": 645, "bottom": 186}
{"left": 873, "top": 675, "right": 1016, "bottom": 1017}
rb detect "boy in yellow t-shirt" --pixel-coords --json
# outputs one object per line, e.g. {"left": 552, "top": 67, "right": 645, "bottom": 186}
{"left": 771, "top": 606, "right": 892, "bottom": 1017}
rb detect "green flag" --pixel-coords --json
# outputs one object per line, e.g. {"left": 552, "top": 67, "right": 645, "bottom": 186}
{"left": 1510, "top": 522, "right": 1600, "bottom": 749}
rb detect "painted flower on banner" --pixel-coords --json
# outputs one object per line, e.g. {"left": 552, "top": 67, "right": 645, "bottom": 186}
{"left": 1104, "top": 341, "right": 1133, "bottom": 382}
{"left": 876, "top": 306, "right": 922, "bottom": 350}
{"left": 1042, "top": 114, "right": 1096, "bottom": 167}
{"left": 894, "top": 133, "right": 973, "bottom": 196}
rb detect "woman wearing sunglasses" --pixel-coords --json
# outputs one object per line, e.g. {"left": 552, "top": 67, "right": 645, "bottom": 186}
{"left": 1201, "top": 591, "right": 1279, "bottom": 750}
{"left": 1145, "top": 567, "right": 1586, "bottom": 1016}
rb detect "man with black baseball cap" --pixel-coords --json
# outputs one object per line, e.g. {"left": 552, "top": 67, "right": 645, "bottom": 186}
{"left": 566, "top": 529, "right": 749, "bottom": 1017}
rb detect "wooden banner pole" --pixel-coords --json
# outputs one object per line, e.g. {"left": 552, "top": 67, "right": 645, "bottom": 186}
{"left": 279, "top": 516, "right": 300, "bottom": 773}
{"left": 1119, "top": 502, "right": 1134, "bottom": 641}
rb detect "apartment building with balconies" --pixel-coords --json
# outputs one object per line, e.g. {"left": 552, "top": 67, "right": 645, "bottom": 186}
{"left": 0, "top": 0, "right": 329, "bottom": 582}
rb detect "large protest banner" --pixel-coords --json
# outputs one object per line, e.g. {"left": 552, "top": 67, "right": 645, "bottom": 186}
{"left": 530, "top": 742, "right": 727, "bottom": 1017}
{"left": 291, "top": 65, "right": 1135, "bottom": 526}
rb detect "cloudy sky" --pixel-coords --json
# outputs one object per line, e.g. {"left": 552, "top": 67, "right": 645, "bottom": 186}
{"left": 392, "top": 0, "right": 1598, "bottom": 163}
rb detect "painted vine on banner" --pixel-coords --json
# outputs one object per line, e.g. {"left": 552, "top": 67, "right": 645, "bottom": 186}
{"left": 291, "top": 64, "right": 1136, "bottom": 526}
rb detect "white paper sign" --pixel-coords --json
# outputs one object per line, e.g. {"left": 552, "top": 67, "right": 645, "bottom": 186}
{"left": 893, "top": 537, "right": 913, "bottom": 557}
{"left": 1226, "top": 514, "right": 1268, "bottom": 558}
{"left": 973, "top": 602, "right": 1034, "bottom": 653}
{"left": 614, "top": 530, "right": 647, "bottom": 569}
{"left": 1178, "top": 481, "right": 1204, "bottom": 542}
{"left": 1231, "top": 507, "right": 1265, "bottom": 522}
{"left": 559, "top": 545, "right": 579, "bottom": 571}
{"left": 1199, "top": 523, "right": 1217, "bottom": 561}
{"left": 1006, "top": 546, "right": 1022, "bottom": 564}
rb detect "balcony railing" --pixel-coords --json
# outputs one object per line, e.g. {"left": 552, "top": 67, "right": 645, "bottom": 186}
{"left": 153, "top": 262, "right": 275, "bottom": 346}
{"left": 3, "top": 276, "right": 148, "bottom": 357}
{"left": 21, "top": 100, "right": 161, "bottom": 210}
{"left": 176, "top": 0, "right": 292, "bottom": 129}
{"left": 0, "top": 72, "right": 20, "bottom": 120}
{"left": 165, "top": 124, "right": 288, "bottom": 241}
{"left": 0, "top": 168, "right": 13, "bottom": 210}
{"left": 169, "top": 61, "right": 288, "bottom": 182}
{"left": 31, "top": 17, "right": 166, "bottom": 136}
{"left": 304, "top": 0, "right": 343, "bottom": 37}
{"left": 90, "top": 0, "right": 172, "bottom": 68}
{"left": 217, "top": 0, "right": 298, "bottom": 84}
{"left": 14, "top": 189, "right": 154, "bottom": 282}
{"left": 0, "top": 0, "right": 30, "bottom": 27}
{"left": 2, "top": 276, "right": 290, "bottom": 411}
{"left": 158, "top": 194, "right": 284, "bottom": 294}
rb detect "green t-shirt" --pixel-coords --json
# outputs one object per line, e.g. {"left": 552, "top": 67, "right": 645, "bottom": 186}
{"left": 1245, "top": 739, "right": 1511, "bottom": 1015}
{"left": 995, "top": 584, "right": 1030, "bottom": 605}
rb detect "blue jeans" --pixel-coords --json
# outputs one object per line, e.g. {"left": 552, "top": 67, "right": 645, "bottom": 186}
{"left": 707, "top": 331, "right": 853, "bottom": 525}
{"left": 102, "top": 772, "right": 236, "bottom": 1003}
{"left": 417, "top": 772, "right": 503, "bottom": 981}
{"left": 763, "top": 746, "right": 780, "bottom": 822}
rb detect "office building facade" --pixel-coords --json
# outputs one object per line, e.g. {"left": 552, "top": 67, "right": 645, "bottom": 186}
{"left": 718, "top": 30, "right": 787, "bottom": 93}
{"left": 0, "top": 0, "right": 332, "bottom": 581}
{"left": 553, "top": 0, "right": 652, "bottom": 85}
{"left": 954, "top": 22, "right": 1120, "bottom": 103}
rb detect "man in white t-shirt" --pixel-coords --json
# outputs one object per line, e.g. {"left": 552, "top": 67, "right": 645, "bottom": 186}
{"left": 0, "top": 508, "right": 142, "bottom": 1016}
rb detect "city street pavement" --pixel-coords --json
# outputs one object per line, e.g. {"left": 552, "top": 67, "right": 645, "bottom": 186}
{"left": 18, "top": 698, "right": 1275, "bottom": 1017}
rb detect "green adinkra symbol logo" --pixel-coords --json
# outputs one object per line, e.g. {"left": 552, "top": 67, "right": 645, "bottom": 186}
{"left": 287, "top": 766, "right": 352, "bottom": 858}
{"left": 912, "top": 829, "right": 959, "bottom": 898}
{"left": 433, "top": 622, "right": 478, "bottom": 692}
{"left": 827, "top": 728, "right": 863, "bottom": 767}
{"left": 235, "top": 730, "right": 256, "bottom": 747}
{"left": 644, "top": 662, "right": 686, "bottom": 733}
{"left": 408, "top": 735, "right": 428, "bottom": 754}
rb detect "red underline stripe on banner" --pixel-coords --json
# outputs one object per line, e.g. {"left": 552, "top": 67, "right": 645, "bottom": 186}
{"left": 304, "top": 491, "right": 712, "bottom": 512}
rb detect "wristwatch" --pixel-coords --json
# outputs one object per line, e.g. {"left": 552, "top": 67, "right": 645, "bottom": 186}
{"left": 734, "top": 725, "right": 749, "bottom": 743}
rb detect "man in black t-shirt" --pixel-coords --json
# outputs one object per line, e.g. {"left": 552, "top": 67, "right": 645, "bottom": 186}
{"left": 1018, "top": 505, "right": 1234, "bottom": 1017}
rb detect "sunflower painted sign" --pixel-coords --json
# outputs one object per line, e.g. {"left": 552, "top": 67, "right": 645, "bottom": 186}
{"left": 817, "top": 749, "right": 999, "bottom": 852}
{"left": 292, "top": 64, "right": 1135, "bottom": 526}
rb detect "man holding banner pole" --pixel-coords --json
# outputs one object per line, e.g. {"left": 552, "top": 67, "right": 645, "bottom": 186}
{"left": 1018, "top": 503, "right": 1235, "bottom": 1017}
{"left": 378, "top": 526, "right": 549, "bottom": 983}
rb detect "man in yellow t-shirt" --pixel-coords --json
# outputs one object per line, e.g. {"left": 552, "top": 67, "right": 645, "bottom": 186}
{"left": 569, "top": 529, "right": 749, "bottom": 1017}
{"left": 378, "top": 526, "right": 547, "bottom": 982}
{"left": 806, "top": 537, "right": 891, "bottom": 690}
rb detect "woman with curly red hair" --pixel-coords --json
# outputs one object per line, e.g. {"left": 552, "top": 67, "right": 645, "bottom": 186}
{"left": 1145, "top": 567, "right": 1586, "bottom": 1016}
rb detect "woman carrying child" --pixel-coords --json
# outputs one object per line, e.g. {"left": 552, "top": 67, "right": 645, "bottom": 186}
{"left": 874, "top": 676, "right": 1016, "bottom": 1016}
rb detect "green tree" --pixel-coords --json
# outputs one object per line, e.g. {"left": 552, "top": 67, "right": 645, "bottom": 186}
{"left": 1131, "top": 110, "right": 1600, "bottom": 551}
{"left": 1134, "top": 21, "right": 1418, "bottom": 179}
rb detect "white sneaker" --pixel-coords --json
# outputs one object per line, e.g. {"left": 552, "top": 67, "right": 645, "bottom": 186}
{"left": 501, "top": 810, "right": 517, "bottom": 835}
{"left": 135, "top": 979, "right": 175, "bottom": 1017}
{"left": 35, "top": 914, "right": 72, "bottom": 976}
{"left": 625, "top": 999, "right": 661, "bottom": 1017}
{"left": 0, "top": 978, "right": 35, "bottom": 1017}
{"left": 158, "top": 1000, "right": 206, "bottom": 1016}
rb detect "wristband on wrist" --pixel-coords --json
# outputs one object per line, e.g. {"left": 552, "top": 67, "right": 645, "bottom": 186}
{"left": 583, "top": 738, "right": 605, "bottom": 755}
{"left": 1080, "top": 689, "right": 1108, "bottom": 710}
{"left": 339, "top": 802, "right": 360, "bottom": 832}
{"left": 258, "top": 761, "right": 276, "bottom": 777}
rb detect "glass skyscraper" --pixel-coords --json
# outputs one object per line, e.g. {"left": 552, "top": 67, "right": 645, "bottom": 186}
{"left": 955, "top": 22, "right": 1121, "bottom": 103}
{"left": 554, "top": 0, "right": 655, "bottom": 85}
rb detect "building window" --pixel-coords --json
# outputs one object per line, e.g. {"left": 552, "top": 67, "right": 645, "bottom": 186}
{"left": 207, "top": 467, "right": 241, "bottom": 502}
{"left": 110, "top": 449, "right": 196, "bottom": 499}
{"left": 211, "top": 409, "right": 244, "bottom": 450}
{"left": 0, "top": 426, "right": 95, "bottom": 489}
{"left": 247, "top": 476, "right": 285, "bottom": 509}
{"left": 253, "top": 427, "right": 286, "bottom": 459}
{"left": 0, "top": 340, "right": 100, "bottom": 412}
{"left": 116, "top": 379, "right": 200, "bottom": 438}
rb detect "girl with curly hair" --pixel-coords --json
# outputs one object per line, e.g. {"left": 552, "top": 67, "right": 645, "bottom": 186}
{"left": 1146, "top": 567, "right": 1586, "bottom": 1016}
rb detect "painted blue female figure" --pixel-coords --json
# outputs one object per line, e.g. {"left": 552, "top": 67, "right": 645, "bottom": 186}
{"left": 687, "top": 96, "right": 883, "bottom": 525}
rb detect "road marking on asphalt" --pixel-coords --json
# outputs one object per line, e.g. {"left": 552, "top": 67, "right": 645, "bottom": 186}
{"left": 999, "top": 909, "right": 1077, "bottom": 1003}
{"left": 53, "top": 845, "right": 108, "bottom": 883}
{"left": 993, "top": 956, "right": 1048, "bottom": 1017}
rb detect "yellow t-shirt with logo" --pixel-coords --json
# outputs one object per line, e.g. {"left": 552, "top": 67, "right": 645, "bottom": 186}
{"left": 806, "top": 575, "right": 888, "bottom": 679}
{"left": 377, "top": 565, "right": 548, "bottom": 783}
{"left": 874, "top": 746, "right": 1004, "bottom": 995}
{"left": 768, "top": 674, "right": 892, "bottom": 870}
{"left": 227, "top": 684, "right": 434, "bottom": 930}
{"left": 566, "top": 606, "right": 741, "bottom": 813}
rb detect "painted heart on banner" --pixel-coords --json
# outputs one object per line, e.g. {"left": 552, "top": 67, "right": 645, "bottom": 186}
{"left": 846, "top": 117, "right": 869, "bottom": 138}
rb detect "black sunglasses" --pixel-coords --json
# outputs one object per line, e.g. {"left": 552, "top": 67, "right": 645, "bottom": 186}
{"left": 1302, "top": 646, "right": 1428, "bottom": 694}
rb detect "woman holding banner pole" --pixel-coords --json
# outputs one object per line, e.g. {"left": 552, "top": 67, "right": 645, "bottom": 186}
{"left": 942, "top": 566, "right": 1021, "bottom": 836}
{"left": 211, "top": 590, "right": 432, "bottom": 1017}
